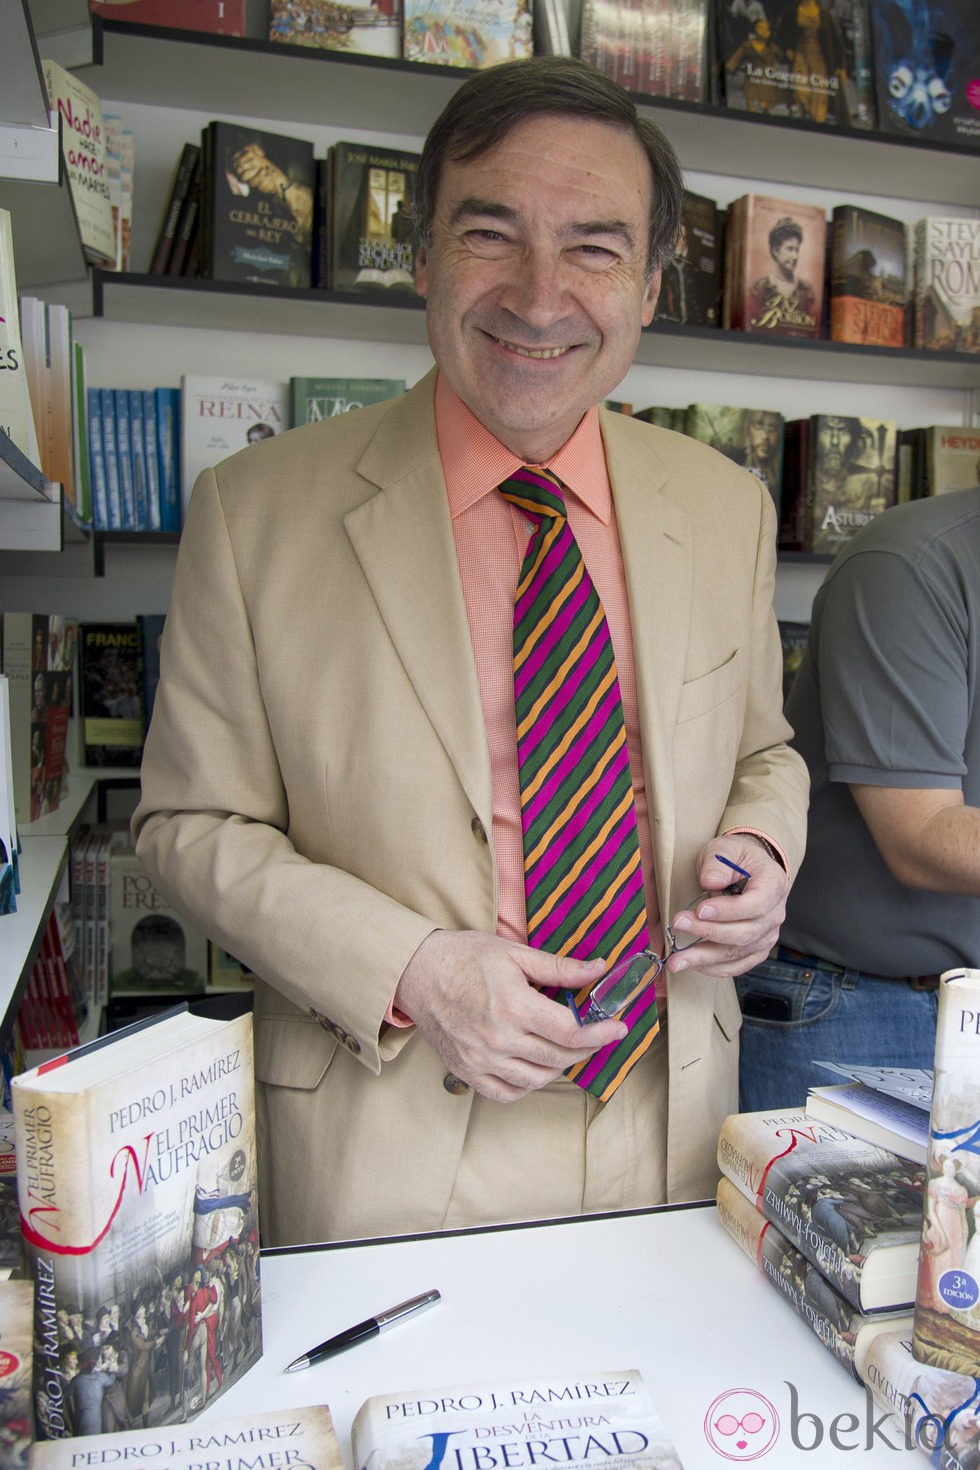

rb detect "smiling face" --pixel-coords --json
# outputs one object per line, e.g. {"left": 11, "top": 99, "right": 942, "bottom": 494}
{"left": 415, "top": 114, "right": 660, "bottom": 463}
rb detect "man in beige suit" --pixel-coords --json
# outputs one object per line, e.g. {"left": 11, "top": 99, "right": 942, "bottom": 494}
{"left": 133, "top": 57, "right": 807, "bottom": 1246}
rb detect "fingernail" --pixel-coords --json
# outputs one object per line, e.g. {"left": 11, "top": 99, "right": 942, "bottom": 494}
{"left": 698, "top": 904, "right": 717, "bottom": 920}
{"left": 672, "top": 915, "right": 692, "bottom": 931}
{"left": 671, "top": 957, "right": 688, "bottom": 973}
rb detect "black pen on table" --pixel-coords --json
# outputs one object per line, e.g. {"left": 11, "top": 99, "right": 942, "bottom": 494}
{"left": 284, "top": 1289, "right": 441, "bottom": 1372}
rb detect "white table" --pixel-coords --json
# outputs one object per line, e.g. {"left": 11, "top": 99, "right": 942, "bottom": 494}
{"left": 204, "top": 1203, "right": 912, "bottom": 1469}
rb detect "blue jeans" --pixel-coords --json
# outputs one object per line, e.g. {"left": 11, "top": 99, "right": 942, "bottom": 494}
{"left": 735, "top": 950, "right": 939, "bottom": 1113}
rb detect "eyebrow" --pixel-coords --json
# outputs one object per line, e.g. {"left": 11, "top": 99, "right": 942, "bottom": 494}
{"left": 448, "top": 197, "right": 638, "bottom": 251}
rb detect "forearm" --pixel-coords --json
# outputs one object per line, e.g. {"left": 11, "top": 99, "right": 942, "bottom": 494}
{"left": 850, "top": 784, "right": 980, "bottom": 895}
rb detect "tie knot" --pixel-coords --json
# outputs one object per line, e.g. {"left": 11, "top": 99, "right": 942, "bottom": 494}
{"left": 499, "top": 466, "right": 566, "bottom": 523}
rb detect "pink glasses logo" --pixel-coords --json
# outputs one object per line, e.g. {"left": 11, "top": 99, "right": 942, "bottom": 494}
{"left": 704, "top": 1388, "right": 780, "bottom": 1460}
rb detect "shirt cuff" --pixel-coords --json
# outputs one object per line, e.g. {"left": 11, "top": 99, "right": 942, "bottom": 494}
{"left": 723, "top": 828, "right": 788, "bottom": 872}
{"left": 384, "top": 996, "right": 414, "bottom": 1029}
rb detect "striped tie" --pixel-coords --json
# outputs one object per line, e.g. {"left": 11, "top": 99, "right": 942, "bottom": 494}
{"left": 500, "top": 465, "right": 659, "bottom": 1102}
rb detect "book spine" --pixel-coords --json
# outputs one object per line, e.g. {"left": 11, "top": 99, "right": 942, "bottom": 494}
{"left": 155, "top": 387, "right": 181, "bottom": 532}
{"left": 128, "top": 389, "right": 149, "bottom": 529}
{"left": 141, "top": 390, "right": 162, "bottom": 531}
{"left": 98, "top": 388, "right": 122, "bottom": 530}
{"left": 113, "top": 389, "right": 136, "bottom": 530}
{"left": 149, "top": 141, "right": 201, "bottom": 274}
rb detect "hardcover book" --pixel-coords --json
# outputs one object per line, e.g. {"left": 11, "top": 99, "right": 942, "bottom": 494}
{"left": 288, "top": 376, "right": 405, "bottom": 427}
{"left": 351, "top": 1368, "right": 684, "bottom": 1470}
{"left": 913, "top": 968, "right": 980, "bottom": 1379}
{"left": 805, "top": 414, "right": 897, "bottom": 554}
{"left": 180, "top": 375, "right": 288, "bottom": 518}
{"left": 829, "top": 204, "right": 908, "bottom": 349}
{"left": 654, "top": 189, "right": 720, "bottom": 327}
{"left": 683, "top": 403, "right": 784, "bottom": 509}
{"left": 108, "top": 843, "right": 208, "bottom": 999}
{"left": 86, "top": 1, "right": 246, "bottom": 35}
{"left": 806, "top": 1081, "right": 928, "bottom": 1165}
{"left": 0, "top": 213, "right": 42, "bottom": 469}
{"left": 27, "top": 1403, "right": 342, "bottom": 1469}
{"left": 869, "top": 0, "right": 980, "bottom": 149}
{"left": 402, "top": 0, "right": 533, "bottom": 67}
{"left": 0, "top": 1278, "right": 34, "bottom": 1466}
{"left": 149, "top": 142, "right": 201, "bottom": 275}
{"left": 269, "top": 0, "right": 401, "bottom": 57}
{"left": 778, "top": 619, "right": 809, "bottom": 703}
{"left": 10, "top": 1007, "right": 261, "bottom": 1441}
{"left": 200, "top": 121, "right": 316, "bottom": 290}
{"left": 719, "top": 0, "right": 874, "bottom": 127}
{"left": 717, "top": 1176, "right": 913, "bottom": 1382}
{"left": 78, "top": 621, "right": 145, "bottom": 768}
{"left": 717, "top": 1106, "right": 926, "bottom": 1313}
{"left": 579, "top": 0, "right": 710, "bottom": 102}
{"left": 724, "top": 194, "right": 826, "bottom": 339}
{"left": 913, "top": 216, "right": 980, "bottom": 355}
{"left": 1, "top": 613, "right": 75, "bottom": 826}
{"left": 858, "top": 1326, "right": 980, "bottom": 1465}
{"left": 40, "top": 59, "right": 116, "bottom": 268}
{"left": 328, "top": 142, "right": 420, "bottom": 295}
{"left": 924, "top": 424, "right": 980, "bottom": 495}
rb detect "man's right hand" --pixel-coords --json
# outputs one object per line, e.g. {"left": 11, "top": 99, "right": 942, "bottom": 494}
{"left": 393, "top": 930, "right": 627, "bottom": 1102}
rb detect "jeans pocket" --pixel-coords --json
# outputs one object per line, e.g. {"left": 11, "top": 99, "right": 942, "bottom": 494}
{"left": 734, "top": 957, "right": 840, "bottom": 1027}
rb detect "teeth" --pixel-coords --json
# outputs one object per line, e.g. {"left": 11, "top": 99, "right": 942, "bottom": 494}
{"left": 496, "top": 337, "right": 567, "bottom": 359}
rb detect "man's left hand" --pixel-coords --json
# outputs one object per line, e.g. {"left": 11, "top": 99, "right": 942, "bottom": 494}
{"left": 664, "top": 838, "right": 788, "bottom": 977}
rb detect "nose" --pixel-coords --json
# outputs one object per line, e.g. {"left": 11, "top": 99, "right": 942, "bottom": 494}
{"left": 499, "top": 247, "right": 566, "bottom": 327}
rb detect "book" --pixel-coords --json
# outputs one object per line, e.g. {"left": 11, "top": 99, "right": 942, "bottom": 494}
{"left": 149, "top": 142, "right": 201, "bottom": 275}
{"left": 200, "top": 121, "right": 315, "bottom": 290}
{"left": 806, "top": 1082, "right": 929, "bottom": 1165}
{"left": 858, "top": 1326, "right": 980, "bottom": 1466}
{"left": 153, "top": 387, "right": 181, "bottom": 531}
{"left": 402, "top": 0, "right": 534, "bottom": 67}
{"left": 719, "top": 0, "right": 874, "bottom": 127}
{"left": 0, "top": 216, "right": 41, "bottom": 470}
{"left": 328, "top": 142, "right": 420, "bottom": 295}
{"left": 0, "top": 613, "right": 74, "bottom": 827}
{"left": 778, "top": 619, "right": 809, "bottom": 703}
{"left": 27, "top": 1403, "right": 342, "bottom": 1469}
{"left": 579, "top": 0, "right": 710, "bottom": 102}
{"left": 71, "top": 340, "right": 92, "bottom": 526}
{"left": 924, "top": 424, "right": 980, "bottom": 496}
{"left": 913, "top": 968, "right": 980, "bottom": 1379}
{"left": 269, "top": 0, "right": 401, "bottom": 57}
{"left": 78, "top": 622, "right": 145, "bottom": 768}
{"left": 724, "top": 194, "right": 826, "bottom": 339}
{"left": 829, "top": 204, "right": 908, "bottom": 349}
{"left": 717, "top": 1106, "right": 926, "bottom": 1312}
{"left": 85, "top": 388, "right": 109, "bottom": 530}
{"left": 805, "top": 413, "right": 897, "bottom": 555}
{"left": 10, "top": 1007, "right": 261, "bottom": 1440}
{"left": 108, "top": 843, "right": 208, "bottom": 999}
{"left": 40, "top": 59, "right": 116, "bottom": 269}
{"left": 869, "top": 0, "right": 980, "bottom": 149}
{"left": 103, "top": 113, "right": 134, "bottom": 274}
{"left": 683, "top": 403, "right": 784, "bottom": 510}
{"left": 350, "top": 1368, "right": 684, "bottom": 1470}
{"left": 180, "top": 375, "right": 289, "bottom": 518}
{"left": 912, "top": 217, "right": 980, "bottom": 355}
{"left": 19, "top": 300, "right": 76, "bottom": 511}
{"left": 0, "top": 676, "right": 17, "bottom": 918}
{"left": 208, "top": 946, "right": 255, "bottom": 993}
{"left": 716, "top": 1176, "right": 913, "bottom": 1382}
{"left": 288, "top": 375, "right": 405, "bottom": 427}
{"left": 0, "top": 1279, "right": 34, "bottom": 1466}
{"left": 653, "top": 189, "right": 721, "bottom": 328}
{"left": 86, "top": 0, "right": 246, "bottom": 35}
{"left": 99, "top": 388, "right": 123, "bottom": 530}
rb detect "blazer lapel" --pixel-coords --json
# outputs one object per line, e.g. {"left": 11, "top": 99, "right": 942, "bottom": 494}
{"left": 343, "top": 377, "right": 493, "bottom": 828}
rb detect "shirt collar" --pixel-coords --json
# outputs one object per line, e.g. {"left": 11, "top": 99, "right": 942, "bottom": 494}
{"left": 434, "top": 373, "right": 612, "bottom": 524}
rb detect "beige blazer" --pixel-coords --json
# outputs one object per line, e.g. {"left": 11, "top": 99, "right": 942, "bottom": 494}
{"left": 133, "top": 369, "right": 807, "bottom": 1244}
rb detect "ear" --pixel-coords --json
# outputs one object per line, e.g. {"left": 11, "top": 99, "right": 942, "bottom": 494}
{"left": 414, "top": 245, "right": 428, "bottom": 300}
{"left": 641, "top": 268, "right": 661, "bottom": 327}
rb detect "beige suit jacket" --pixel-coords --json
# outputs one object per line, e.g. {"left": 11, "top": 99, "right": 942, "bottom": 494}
{"left": 133, "top": 369, "right": 807, "bottom": 1245}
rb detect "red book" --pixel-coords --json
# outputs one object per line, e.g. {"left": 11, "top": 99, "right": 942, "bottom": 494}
{"left": 87, "top": 0, "right": 246, "bottom": 36}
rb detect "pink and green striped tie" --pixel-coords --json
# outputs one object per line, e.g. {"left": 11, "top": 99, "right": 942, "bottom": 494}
{"left": 500, "top": 465, "right": 659, "bottom": 1102}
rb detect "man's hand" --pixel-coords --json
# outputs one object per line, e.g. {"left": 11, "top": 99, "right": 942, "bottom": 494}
{"left": 665, "top": 838, "right": 789, "bottom": 978}
{"left": 394, "top": 931, "right": 626, "bottom": 1102}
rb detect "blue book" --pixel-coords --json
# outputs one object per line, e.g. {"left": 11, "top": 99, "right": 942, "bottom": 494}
{"left": 99, "top": 388, "right": 122, "bottom": 530}
{"left": 141, "top": 390, "right": 161, "bottom": 531}
{"left": 86, "top": 387, "right": 109, "bottom": 530}
{"left": 113, "top": 389, "right": 136, "bottom": 529}
{"left": 128, "top": 389, "right": 149, "bottom": 528}
{"left": 154, "top": 387, "right": 181, "bottom": 533}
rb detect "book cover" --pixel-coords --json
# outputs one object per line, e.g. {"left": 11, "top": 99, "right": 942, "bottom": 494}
{"left": 869, "top": 0, "right": 980, "bottom": 149}
{"left": 806, "top": 414, "right": 897, "bottom": 554}
{"left": 0, "top": 216, "right": 41, "bottom": 469}
{"left": 580, "top": 0, "right": 710, "bottom": 102}
{"left": 40, "top": 60, "right": 116, "bottom": 268}
{"left": 208, "top": 946, "right": 255, "bottom": 994}
{"left": 10, "top": 1008, "right": 261, "bottom": 1440}
{"left": 108, "top": 845, "right": 207, "bottom": 999}
{"left": 654, "top": 189, "right": 720, "bottom": 327}
{"left": 683, "top": 403, "right": 784, "bottom": 510}
{"left": 925, "top": 425, "right": 980, "bottom": 495}
{"left": 86, "top": 1, "right": 246, "bottom": 35}
{"left": 99, "top": 388, "right": 123, "bottom": 531}
{"left": 913, "top": 968, "right": 980, "bottom": 1379}
{"left": 720, "top": 0, "right": 874, "bottom": 126}
{"left": 149, "top": 142, "right": 201, "bottom": 276}
{"left": 717, "top": 1106, "right": 926, "bottom": 1312}
{"left": 806, "top": 1082, "right": 928, "bottom": 1165}
{"left": 27, "top": 1403, "right": 342, "bottom": 1469}
{"left": 716, "top": 1176, "right": 913, "bottom": 1382}
{"left": 913, "top": 217, "right": 980, "bottom": 355}
{"left": 180, "top": 375, "right": 288, "bottom": 519}
{"left": 78, "top": 622, "right": 144, "bottom": 768}
{"left": 328, "top": 142, "right": 419, "bottom": 296}
{"left": 402, "top": 0, "right": 533, "bottom": 67}
{"left": 153, "top": 387, "right": 181, "bottom": 531}
{"left": 829, "top": 204, "right": 908, "bottom": 349}
{"left": 858, "top": 1326, "right": 980, "bottom": 1465}
{"left": 725, "top": 194, "right": 826, "bottom": 338}
{"left": 0, "top": 1279, "right": 34, "bottom": 1466}
{"left": 778, "top": 619, "right": 809, "bottom": 703}
{"left": 351, "top": 1368, "right": 683, "bottom": 1470}
{"left": 200, "top": 121, "right": 315, "bottom": 290}
{"left": 269, "top": 0, "right": 401, "bottom": 57}
{"left": 288, "top": 376, "right": 405, "bottom": 427}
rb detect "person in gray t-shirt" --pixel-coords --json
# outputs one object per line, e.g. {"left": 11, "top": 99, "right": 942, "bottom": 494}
{"left": 737, "top": 485, "right": 980, "bottom": 1111}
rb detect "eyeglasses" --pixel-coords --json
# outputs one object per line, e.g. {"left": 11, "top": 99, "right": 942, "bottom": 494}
{"left": 563, "top": 857, "right": 749, "bottom": 1025}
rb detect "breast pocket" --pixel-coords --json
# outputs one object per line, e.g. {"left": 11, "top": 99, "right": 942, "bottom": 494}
{"left": 676, "top": 647, "right": 745, "bottom": 727}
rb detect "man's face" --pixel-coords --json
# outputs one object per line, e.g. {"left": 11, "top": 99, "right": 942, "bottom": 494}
{"left": 772, "top": 236, "right": 800, "bottom": 277}
{"left": 748, "top": 414, "right": 779, "bottom": 460}
{"left": 416, "top": 114, "right": 660, "bottom": 463}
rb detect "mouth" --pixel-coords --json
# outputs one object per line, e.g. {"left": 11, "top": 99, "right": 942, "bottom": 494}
{"left": 490, "top": 333, "right": 572, "bottom": 360}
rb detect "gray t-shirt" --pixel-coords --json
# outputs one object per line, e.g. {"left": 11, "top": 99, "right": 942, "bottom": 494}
{"left": 783, "top": 486, "right": 980, "bottom": 976}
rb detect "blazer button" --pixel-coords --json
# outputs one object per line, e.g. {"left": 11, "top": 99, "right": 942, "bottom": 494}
{"left": 343, "top": 1033, "right": 361, "bottom": 1055}
{"left": 443, "top": 1072, "right": 470, "bottom": 1096}
{"left": 471, "top": 816, "right": 488, "bottom": 845}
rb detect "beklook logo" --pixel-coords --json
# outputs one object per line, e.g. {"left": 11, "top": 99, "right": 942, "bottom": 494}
{"left": 703, "top": 1389, "right": 779, "bottom": 1461}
